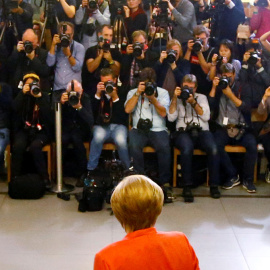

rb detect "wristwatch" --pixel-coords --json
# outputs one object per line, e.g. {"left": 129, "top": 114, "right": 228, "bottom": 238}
{"left": 134, "top": 92, "right": 140, "bottom": 97}
{"left": 109, "top": 60, "right": 115, "bottom": 65}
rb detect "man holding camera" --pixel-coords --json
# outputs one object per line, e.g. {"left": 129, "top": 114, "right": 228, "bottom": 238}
{"left": 168, "top": 74, "right": 220, "bottom": 202}
{"left": 82, "top": 24, "right": 121, "bottom": 99}
{"left": 60, "top": 80, "right": 94, "bottom": 186}
{"left": 75, "top": 0, "right": 110, "bottom": 50}
{"left": 125, "top": 67, "right": 172, "bottom": 202}
{"left": 82, "top": 68, "right": 129, "bottom": 185}
{"left": 7, "top": 29, "right": 50, "bottom": 97}
{"left": 46, "top": 22, "right": 85, "bottom": 91}
{"left": 11, "top": 73, "right": 53, "bottom": 189}
{"left": 209, "top": 63, "right": 257, "bottom": 193}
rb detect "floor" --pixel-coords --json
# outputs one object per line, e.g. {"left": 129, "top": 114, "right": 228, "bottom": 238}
{"left": 0, "top": 177, "right": 270, "bottom": 270}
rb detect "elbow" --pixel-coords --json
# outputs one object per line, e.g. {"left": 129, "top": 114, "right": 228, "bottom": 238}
{"left": 125, "top": 107, "right": 131, "bottom": 114}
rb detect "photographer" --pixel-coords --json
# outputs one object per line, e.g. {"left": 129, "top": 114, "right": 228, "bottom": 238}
{"left": 60, "top": 80, "right": 94, "bottom": 187}
{"left": 120, "top": 30, "right": 159, "bottom": 91}
{"left": 165, "top": 0, "right": 196, "bottom": 44}
{"left": 239, "top": 39, "right": 270, "bottom": 108}
{"left": 82, "top": 68, "right": 129, "bottom": 186}
{"left": 154, "top": 39, "right": 190, "bottom": 99}
{"left": 7, "top": 29, "right": 50, "bottom": 97}
{"left": 11, "top": 73, "right": 53, "bottom": 189}
{"left": 168, "top": 74, "right": 220, "bottom": 202}
{"left": 75, "top": 0, "right": 110, "bottom": 50}
{"left": 46, "top": 22, "right": 85, "bottom": 91}
{"left": 209, "top": 63, "right": 257, "bottom": 193}
{"left": 125, "top": 67, "right": 172, "bottom": 203}
{"left": 185, "top": 25, "right": 217, "bottom": 96}
{"left": 82, "top": 24, "right": 121, "bottom": 99}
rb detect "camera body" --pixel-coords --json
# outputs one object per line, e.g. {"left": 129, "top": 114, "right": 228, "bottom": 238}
{"left": 167, "top": 49, "right": 177, "bottom": 63}
{"left": 102, "top": 39, "right": 111, "bottom": 52}
{"left": 248, "top": 51, "right": 260, "bottom": 66}
{"left": 178, "top": 85, "right": 193, "bottom": 101}
{"left": 186, "top": 122, "right": 202, "bottom": 139}
{"left": 216, "top": 55, "right": 223, "bottom": 66}
{"left": 192, "top": 38, "right": 203, "bottom": 53}
{"left": 88, "top": 0, "right": 97, "bottom": 10}
{"left": 24, "top": 41, "right": 33, "bottom": 54}
{"left": 133, "top": 42, "right": 144, "bottom": 57}
{"left": 152, "top": 0, "right": 170, "bottom": 27}
{"left": 29, "top": 81, "right": 41, "bottom": 96}
{"left": 60, "top": 34, "right": 70, "bottom": 47}
{"left": 144, "top": 82, "right": 156, "bottom": 96}
{"left": 68, "top": 90, "right": 80, "bottom": 106}
{"left": 218, "top": 75, "right": 230, "bottom": 90}
{"left": 137, "top": 118, "right": 153, "bottom": 132}
{"left": 104, "top": 80, "right": 115, "bottom": 94}
{"left": 112, "top": 0, "right": 126, "bottom": 10}
{"left": 83, "top": 17, "right": 96, "bottom": 37}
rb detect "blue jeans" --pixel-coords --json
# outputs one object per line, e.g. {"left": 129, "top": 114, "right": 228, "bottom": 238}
{"left": 0, "top": 128, "right": 10, "bottom": 167}
{"left": 87, "top": 124, "right": 130, "bottom": 170}
{"left": 174, "top": 130, "right": 219, "bottom": 187}
{"left": 214, "top": 129, "right": 257, "bottom": 183}
{"left": 129, "top": 129, "right": 171, "bottom": 185}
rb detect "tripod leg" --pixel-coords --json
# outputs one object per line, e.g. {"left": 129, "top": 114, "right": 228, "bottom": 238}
{"left": 0, "top": 23, "right": 7, "bottom": 44}
{"left": 40, "top": 16, "right": 48, "bottom": 46}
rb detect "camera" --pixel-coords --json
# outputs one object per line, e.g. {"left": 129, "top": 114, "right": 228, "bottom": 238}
{"left": 29, "top": 81, "right": 41, "bottom": 95}
{"left": 167, "top": 49, "right": 177, "bottom": 63}
{"left": 104, "top": 80, "right": 115, "bottom": 94}
{"left": 186, "top": 122, "right": 202, "bottom": 139}
{"left": 112, "top": 0, "right": 125, "bottom": 10}
{"left": 255, "top": 0, "right": 268, "bottom": 7}
{"left": 88, "top": 0, "right": 97, "bottom": 9}
{"left": 133, "top": 42, "right": 144, "bottom": 57}
{"left": 218, "top": 75, "right": 230, "bottom": 90}
{"left": 216, "top": 55, "right": 223, "bottom": 66}
{"left": 178, "top": 85, "right": 193, "bottom": 101}
{"left": 248, "top": 51, "right": 260, "bottom": 66}
{"left": 82, "top": 17, "right": 96, "bottom": 37}
{"left": 68, "top": 90, "right": 80, "bottom": 106}
{"left": 24, "top": 41, "right": 33, "bottom": 54}
{"left": 137, "top": 118, "right": 153, "bottom": 132}
{"left": 152, "top": 0, "right": 170, "bottom": 27}
{"left": 144, "top": 82, "right": 156, "bottom": 96}
{"left": 102, "top": 39, "right": 111, "bottom": 52}
{"left": 5, "top": 0, "right": 18, "bottom": 11}
{"left": 60, "top": 24, "right": 70, "bottom": 47}
{"left": 192, "top": 38, "right": 203, "bottom": 53}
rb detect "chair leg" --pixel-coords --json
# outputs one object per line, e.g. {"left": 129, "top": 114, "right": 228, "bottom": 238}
{"left": 6, "top": 145, "right": 11, "bottom": 182}
{"left": 173, "top": 149, "right": 178, "bottom": 188}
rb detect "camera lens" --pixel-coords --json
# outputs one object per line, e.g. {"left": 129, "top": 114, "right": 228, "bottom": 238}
{"left": 167, "top": 49, "right": 176, "bottom": 63}
{"left": 68, "top": 91, "right": 80, "bottom": 106}
{"left": 144, "top": 82, "right": 155, "bottom": 96}
{"left": 192, "top": 39, "right": 202, "bottom": 53}
{"left": 102, "top": 39, "right": 111, "bottom": 52}
{"left": 179, "top": 86, "right": 191, "bottom": 100}
{"left": 247, "top": 52, "right": 259, "bottom": 65}
{"left": 218, "top": 76, "right": 229, "bottom": 90}
{"left": 60, "top": 34, "right": 70, "bottom": 47}
{"left": 24, "top": 41, "right": 33, "bottom": 54}
{"left": 30, "top": 82, "right": 41, "bottom": 95}
{"left": 133, "top": 42, "right": 143, "bottom": 57}
{"left": 104, "top": 81, "right": 115, "bottom": 94}
{"left": 89, "top": 0, "right": 97, "bottom": 9}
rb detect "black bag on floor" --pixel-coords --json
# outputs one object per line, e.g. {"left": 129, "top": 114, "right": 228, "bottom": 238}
{"left": 8, "top": 174, "right": 46, "bottom": 199}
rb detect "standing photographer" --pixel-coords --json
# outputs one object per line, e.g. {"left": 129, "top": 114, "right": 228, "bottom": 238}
{"left": 46, "top": 22, "right": 85, "bottom": 91}
{"left": 125, "top": 67, "right": 172, "bottom": 203}
{"left": 82, "top": 68, "right": 129, "bottom": 186}
{"left": 7, "top": 29, "right": 50, "bottom": 97}
{"left": 168, "top": 74, "right": 220, "bottom": 202}
{"left": 209, "top": 63, "right": 257, "bottom": 193}
{"left": 60, "top": 80, "right": 94, "bottom": 187}
{"left": 75, "top": 0, "right": 110, "bottom": 50}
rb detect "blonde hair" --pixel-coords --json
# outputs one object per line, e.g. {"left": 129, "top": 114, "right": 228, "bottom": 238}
{"left": 166, "top": 39, "right": 182, "bottom": 57}
{"left": 111, "top": 175, "right": 164, "bottom": 232}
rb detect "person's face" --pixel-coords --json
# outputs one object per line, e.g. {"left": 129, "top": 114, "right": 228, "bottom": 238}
{"left": 127, "top": 0, "right": 141, "bottom": 10}
{"left": 219, "top": 45, "right": 231, "bottom": 59}
{"left": 182, "top": 81, "right": 196, "bottom": 94}
{"left": 195, "top": 32, "right": 208, "bottom": 49}
{"left": 22, "top": 31, "right": 39, "bottom": 49}
{"left": 100, "top": 75, "right": 116, "bottom": 84}
{"left": 222, "top": 72, "right": 235, "bottom": 86}
{"left": 171, "top": 44, "right": 182, "bottom": 60}
{"left": 101, "top": 27, "right": 113, "bottom": 42}
{"left": 133, "top": 34, "right": 146, "bottom": 45}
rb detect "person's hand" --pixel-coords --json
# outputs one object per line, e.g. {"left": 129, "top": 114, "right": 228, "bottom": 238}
{"left": 146, "top": 92, "right": 156, "bottom": 101}
{"left": 82, "top": 0, "right": 88, "bottom": 8}
{"left": 222, "top": 85, "right": 232, "bottom": 96}
{"left": 212, "top": 76, "right": 219, "bottom": 88}
{"left": 123, "top": 6, "right": 130, "bottom": 17}
{"left": 222, "top": 57, "right": 228, "bottom": 64}
{"left": 225, "top": 0, "right": 231, "bottom": 5}
{"left": 263, "top": 87, "right": 270, "bottom": 100}
{"left": 72, "top": 100, "right": 82, "bottom": 109}
{"left": 10, "top": 8, "right": 21, "bottom": 14}
{"left": 159, "top": 51, "right": 167, "bottom": 63}
{"left": 137, "top": 82, "right": 145, "bottom": 95}
{"left": 186, "top": 94, "right": 195, "bottom": 104}
{"left": 243, "top": 52, "right": 250, "bottom": 62}
{"left": 103, "top": 50, "right": 113, "bottom": 62}
{"left": 126, "top": 44, "right": 134, "bottom": 55}
{"left": 137, "top": 49, "right": 145, "bottom": 60}
{"left": 96, "top": 82, "right": 105, "bottom": 97}
{"left": 212, "top": 53, "right": 218, "bottom": 63}
{"left": 109, "top": 87, "right": 118, "bottom": 101}
{"left": 62, "top": 46, "right": 71, "bottom": 57}
{"left": 17, "top": 41, "right": 24, "bottom": 52}
{"left": 52, "top": 34, "right": 61, "bottom": 46}
{"left": 162, "top": 0, "right": 174, "bottom": 11}
{"left": 22, "top": 84, "right": 30, "bottom": 95}
{"left": 256, "top": 57, "right": 262, "bottom": 68}
{"left": 26, "top": 50, "right": 35, "bottom": 60}
{"left": 60, "top": 92, "right": 69, "bottom": 104}
{"left": 98, "top": 48, "right": 104, "bottom": 58}
{"left": 174, "top": 86, "right": 181, "bottom": 98}
{"left": 187, "top": 39, "right": 194, "bottom": 51}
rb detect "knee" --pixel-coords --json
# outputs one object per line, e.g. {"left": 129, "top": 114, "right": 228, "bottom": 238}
{"left": 92, "top": 127, "right": 106, "bottom": 144}
{"left": 115, "top": 133, "right": 127, "bottom": 148}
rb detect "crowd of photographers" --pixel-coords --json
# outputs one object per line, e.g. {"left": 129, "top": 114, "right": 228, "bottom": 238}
{"left": 1, "top": 0, "right": 270, "bottom": 203}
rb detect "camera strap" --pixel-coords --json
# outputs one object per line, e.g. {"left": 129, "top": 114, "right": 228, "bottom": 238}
{"left": 100, "top": 93, "right": 113, "bottom": 124}
{"left": 183, "top": 97, "right": 200, "bottom": 127}
{"left": 139, "top": 97, "right": 154, "bottom": 123}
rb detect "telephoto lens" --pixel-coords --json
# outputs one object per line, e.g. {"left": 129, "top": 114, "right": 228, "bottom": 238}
{"left": 102, "top": 39, "right": 111, "bottom": 52}
{"left": 144, "top": 82, "right": 156, "bottom": 96}
{"left": 218, "top": 76, "right": 229, "bottom": 90}
{"left": 179, "top": 86, "right": 192, "bottom": 100}
{"left": 167, "top": 49, "right": 176, "bottom": 63}
{"left": 192, "top": 38, "right": 203, "bottom": 53}
{"left": 104, "top": 81, "right": 115, "bottom": 94}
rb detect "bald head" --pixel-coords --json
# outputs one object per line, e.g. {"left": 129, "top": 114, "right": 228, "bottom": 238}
{"left": 22, "top": 29, "right": 39, "bottom": 49}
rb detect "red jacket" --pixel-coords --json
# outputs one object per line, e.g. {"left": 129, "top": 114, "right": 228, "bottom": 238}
{"left": 94, "top": 227, "right": 200, "bottom": 270}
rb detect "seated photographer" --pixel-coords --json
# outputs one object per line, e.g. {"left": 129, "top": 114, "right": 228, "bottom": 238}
{"left": 46, "top": 22, "right": 85, "bottom": 91}
{"left": 239, "top": 39, "right": 270, "bottom": 108}
{"left": 125, "top": 68, "right": 172, "bottom": 202}
{"left": 168, "top": 74, "right": 220, "bottom": 202}
{"left": 83, "top": 68, "right": 129, "bottom": 185}
{"left": 209, "top": 39, "right": 241, "bottom": 81}
{"left": 120, "top": 30, "right": 159, "bottom": 91}
{"left": 7, "top": 29, "right": 51, "bottom": 97}
{"left": 209, "top": 63, "right": 257, "bottom": 193}
{"left": 154, "top": 39, "right": 190, "bottom": 99}
{"left": 75, "top": 0, "right": 110, "bottom": 50}
{"left": 185, "top": 25, "right": 217, "bottom": 96}
{"left": 60, "top": 80, "right": 94, "bottom": 187}
{"left": 94, "top": 174, "right": 200, "bottom": 270}
{"left": 123, "top": 0, "right": 148, "bottom": 42}
{"left": 82, "top": 24, "right": 121, "bottom": 99}
{"left": 11, "top": 73, "right": 53, "bottom": 189}
{"left": 166, "top": 0, "right": 196, "bottom": 45}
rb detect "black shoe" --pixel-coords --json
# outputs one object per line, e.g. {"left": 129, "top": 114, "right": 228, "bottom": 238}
{"left": 210, "top": 186, "right": 221, "bottom": 199}
{"left": 182, "top": 187, "right": 194, "bottom": 203}
{"left": 162, "top": 186, "right": 173, "bottom": 204}
{"left": 44, "top": 179, "right": 52, "bottom": 190}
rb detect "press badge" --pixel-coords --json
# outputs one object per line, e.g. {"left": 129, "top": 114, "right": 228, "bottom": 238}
{"left": 223, "top": 117, "right": 229, "bottom": 125}
{"left": 18, "top": 81, "right": 23, "bottom": 89}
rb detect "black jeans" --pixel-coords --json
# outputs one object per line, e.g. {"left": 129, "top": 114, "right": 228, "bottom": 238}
{"left": 11, "top": 129, "right": 50, "bottom": 179}
{"left": 214, "top": 129, "right": 257, "bottom": 183}
{"left": 129, "top": 129, "right": 171, "bottom": 185}
{"left": 174, "top": 130, "right": 219, "bottom": 187}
